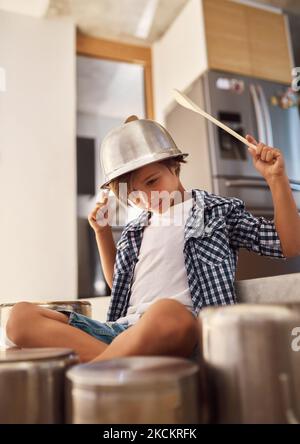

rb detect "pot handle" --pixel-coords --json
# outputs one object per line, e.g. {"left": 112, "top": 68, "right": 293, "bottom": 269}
{"left": 279, "top": 373, "right": 299, "bottom": 424}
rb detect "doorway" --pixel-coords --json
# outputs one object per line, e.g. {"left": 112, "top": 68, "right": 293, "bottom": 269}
{"left": 76, "top": 33, "right": 154, "bottom": 298}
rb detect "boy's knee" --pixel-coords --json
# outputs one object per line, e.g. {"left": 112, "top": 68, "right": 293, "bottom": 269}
{"left": 150, "top": 298, "right": 190, "bottom": 319}
{"left": 6, "top": 301, "right": 38, "bottom": 346}
{"left": 165, "top": 311, "right": 198, "bottom": 346}
{"left": 148, "top": 299, "right": 199, "bottom": 353}
{"left": 152, "top": 299, "right": 196, "bottom": 327}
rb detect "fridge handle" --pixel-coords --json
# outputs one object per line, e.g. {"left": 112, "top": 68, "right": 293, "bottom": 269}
{"left": 225, "top": 178, "right": 269, "bottom": 189}
{"left": 279, "top": 373, "right": 300, "bottom": 425}
{"left": 250, "top": 84, "right": 267, "bottom": 144}
{"left": 225, "top": 179, "right": 300, "bottom": 192}
{"left": 257, "top": 85, "right": 274, "bottom": 147}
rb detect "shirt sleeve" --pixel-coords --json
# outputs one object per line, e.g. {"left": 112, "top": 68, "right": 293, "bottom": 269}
{"left": 226, "top": 197, "right": 287, "bottom": 259}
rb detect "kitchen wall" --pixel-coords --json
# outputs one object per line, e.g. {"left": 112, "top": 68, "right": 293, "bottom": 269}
{"left": 152, "top": 0, "right": 207, "bottom": 124}
{"left": 152, "top": 0, "right": 210, "bottom": 192}
{"left": 0, "top": 11, "right": 76, "bottom": 303}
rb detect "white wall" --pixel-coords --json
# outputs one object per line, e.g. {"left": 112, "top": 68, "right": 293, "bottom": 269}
{"left": 152, "top": 0, "right": 207, "bottom": 124}
{"left": 152, "top": 0, "right": 211, "bottom": 192}
{"left": 0, "top": 11, "right": 76, "bottom": 303}
{"left": 86, "top": 296, "right": 110, "bottom": 322}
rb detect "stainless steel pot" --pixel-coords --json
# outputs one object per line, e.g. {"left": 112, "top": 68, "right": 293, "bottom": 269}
{"left": 201, "top": 304, "right": 300, "bottom": 424}
{"left": 66, "top": 356, "right": 207, "bottom": 424}
{"left": 0, "top": 347, "right": 78, "bottom": 424}
{"left": 99, "top": 119, "right": 189, "bottom": 189}
{"left": 31, "top": 300, "right": 91, "bottom": 316}
{"left": 0, "top": 300, "right": 92, "bottom": 343}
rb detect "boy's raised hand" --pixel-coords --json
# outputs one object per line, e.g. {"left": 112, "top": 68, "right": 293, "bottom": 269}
{"left": 88, "top": 189, "right": 111, "bottom": 234}
{"left": 246, "top": 135, "right": 286, "bottom": 182}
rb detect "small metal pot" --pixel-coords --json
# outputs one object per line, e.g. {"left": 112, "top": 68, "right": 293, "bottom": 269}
{"left": 30, "top": 300, "right": 92, "bottom": 317}
{"left": 201, "top": 304, "right": 300, "bottom": 424}
{"left": 0, "top": 300, "right": 92, "bottom": 342}
{"left": 0, "top": 347, "right": 78, "bottom": 424}
{"left": 66, "top": 356, "right": 207, "bottom": 424}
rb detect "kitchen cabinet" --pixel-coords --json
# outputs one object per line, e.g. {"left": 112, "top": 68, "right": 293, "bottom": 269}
{"left": 203, "top": 0, "right": 252, "bottom": 77}
{"left": 203, "top": 0, "right": 292, "bottom": 84}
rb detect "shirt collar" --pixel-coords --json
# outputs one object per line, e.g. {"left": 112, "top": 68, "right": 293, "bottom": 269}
{"left": 127, "top": 188, "right": 205, "bottom": 239}
{"left": 185, "top": 188, "right": 205, "bottom": 240}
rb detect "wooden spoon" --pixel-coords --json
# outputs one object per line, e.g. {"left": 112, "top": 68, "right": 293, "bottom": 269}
{"left": 173, "top": 88, "right": 257, "bottom": 151}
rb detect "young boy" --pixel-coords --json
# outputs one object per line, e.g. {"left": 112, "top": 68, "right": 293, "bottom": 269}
{"left": 6, "top": 116, "right": 300, "bottom": 364}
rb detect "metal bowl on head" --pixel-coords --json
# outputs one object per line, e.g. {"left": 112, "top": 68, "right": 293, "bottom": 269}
{"left": 99, "top": 118, "right": 189, "bottom": 189}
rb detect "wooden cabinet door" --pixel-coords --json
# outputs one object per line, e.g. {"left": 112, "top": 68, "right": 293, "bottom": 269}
{"left": 246, "top": 7, "right": 292, "bottom": 84}
{"left": 203, "top": 0, "right": 292, "bottom": 84}
{"left": 203, "top": 0, "right": 252, "bottom": 76}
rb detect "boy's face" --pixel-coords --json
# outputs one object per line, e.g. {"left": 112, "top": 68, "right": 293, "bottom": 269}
{"left": 128, "top": 161, "right": 183, "bottom": 213}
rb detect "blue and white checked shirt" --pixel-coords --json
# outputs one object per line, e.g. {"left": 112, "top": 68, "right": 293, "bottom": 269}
{"left": 106, "top": 188, "right": 286, "bottom": 322}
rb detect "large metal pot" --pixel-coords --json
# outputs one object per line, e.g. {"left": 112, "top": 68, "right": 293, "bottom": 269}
{"left": 0, "top": 347, "right": 78, "bottom": 424}
{"left": 66, "top": 356, "right": 207, "bottom": 424}
{"left": 201, "top": 304, "right": 300, "bottom": 424}
{"left": 0, "top": 300, "right": 92, "bottom": 345}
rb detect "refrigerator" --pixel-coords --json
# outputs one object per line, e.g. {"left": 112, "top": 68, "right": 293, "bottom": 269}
{"left": 165, "top": 70, "right": 300, "bottom": 280}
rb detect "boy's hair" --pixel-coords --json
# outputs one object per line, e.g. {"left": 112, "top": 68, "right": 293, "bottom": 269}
{"left": 109, "top": 155, "right": 187, "bottom": 204}
{"left": 107, "top": 115, "right": 187, "bottom": 204}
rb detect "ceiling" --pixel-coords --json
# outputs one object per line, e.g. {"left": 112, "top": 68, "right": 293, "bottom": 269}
{"left": 0, "top": 0, "right": 50, "bottom": 16}
{"left": 48, "top": 0, "right": 190, "bottom": 46}
{"left": 1, "top": 0, "right": 299, "bottom": 46}
{"left": 47, "top": 0, "right": 300, "bottom": 46}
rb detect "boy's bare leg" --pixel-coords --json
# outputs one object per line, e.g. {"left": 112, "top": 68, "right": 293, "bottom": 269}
{"left": 7, "top": 299, "right": 200, "bottom": 364}
{"left": 91, "top": 299, "right": 200, "bottom": 362}
{"left": 6, "top": 302, "right": 108, "bottom": 363}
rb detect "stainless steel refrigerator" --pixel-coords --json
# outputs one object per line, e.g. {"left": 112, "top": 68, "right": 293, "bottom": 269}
{"left": 165, "top": 70, "right": 300, "bottom": 280}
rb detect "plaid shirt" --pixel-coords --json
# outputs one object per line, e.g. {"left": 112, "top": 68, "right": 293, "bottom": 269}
{"left": 106, "top": 188, "right": 286, "bottom": 322}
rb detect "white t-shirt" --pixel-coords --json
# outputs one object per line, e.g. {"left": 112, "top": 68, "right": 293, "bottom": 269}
{"left": 116, "top": 190, "right": 194, "bottom": 325}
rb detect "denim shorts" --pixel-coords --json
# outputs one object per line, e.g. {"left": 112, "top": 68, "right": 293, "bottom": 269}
{"left": 58, "top": 310, "right": 131, "bottom": 345}
{"left": 58, "top": 310, "right": 201, "bottom": 362}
